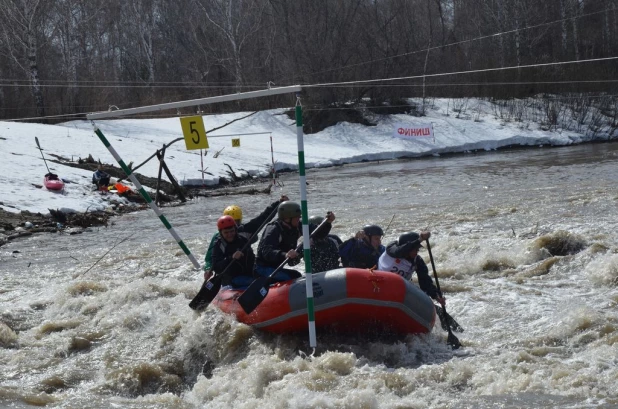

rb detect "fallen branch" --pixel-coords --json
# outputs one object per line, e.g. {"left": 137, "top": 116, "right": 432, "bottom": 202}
{"left": 224, "top": 163, "right": 240, "bottom": 181}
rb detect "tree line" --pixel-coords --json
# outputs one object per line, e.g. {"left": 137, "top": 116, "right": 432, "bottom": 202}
{"left": 0, "top": 0, "right": 616, "bottom": 122}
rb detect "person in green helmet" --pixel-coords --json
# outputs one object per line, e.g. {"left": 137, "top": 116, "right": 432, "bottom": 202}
{"left": 203, "top": 195, "right": 288, "bottom": 280}
{"left": 255, "top": 202, "right": 335, "bottom": 282}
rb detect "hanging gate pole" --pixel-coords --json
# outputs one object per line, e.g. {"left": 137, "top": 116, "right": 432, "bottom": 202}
{"left": 295, "top": 95, "right": 317, "bottom": 349}
{"left": 200, "top": 149, "right": 205, "bottom": 187}
{"left": 92, "top": 126, "right": 201, "bottom": 270}
{"left": 270, "top": 134, "right": 279, "bottom": 190}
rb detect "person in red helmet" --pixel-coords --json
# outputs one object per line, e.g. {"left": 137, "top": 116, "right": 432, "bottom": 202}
{"left": 203, "top": 195, "right": 288, "bottom": 280}
{"left": 210, "top": 215, "right": 256, "bottom": 289}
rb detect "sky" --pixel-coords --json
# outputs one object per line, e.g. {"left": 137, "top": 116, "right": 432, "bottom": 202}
{"left": 0, "top": 98, "right": 608, "bottom": 216}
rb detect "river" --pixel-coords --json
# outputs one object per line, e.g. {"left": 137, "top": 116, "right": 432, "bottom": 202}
{"left": 1, "top": 143, "right": 618, "bottom": 408}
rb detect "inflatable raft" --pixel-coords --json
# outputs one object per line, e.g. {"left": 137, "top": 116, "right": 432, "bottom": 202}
{"left": 212, "top": 268, "right": 436, "bottom": 336}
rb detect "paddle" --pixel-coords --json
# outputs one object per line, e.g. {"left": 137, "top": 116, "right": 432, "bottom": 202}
{"left": 35, "top": 137, "right": 51, "bottom": 174}
{"left": 426, "top": 239, "right": 462, "bottom": 349}
{"left": 188, "top": 205, "right": 279, "bottom": 311}
{"left": 237, "top": 215, "right": 331, "bottom": 315}
{"left": 435, "top": 305, "right": 464, "bottom": 333}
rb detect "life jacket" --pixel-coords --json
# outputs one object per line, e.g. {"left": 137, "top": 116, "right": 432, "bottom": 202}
{"left": 339, "top": 238, "right": 384, "bottom": 269}
{"left": 114, "top": 183, "right": 131, "bottom": 194}
{"left": 310, "top": 237, "right": 340, "bottom": 273}
{"left": 256, "top": 220, "right": 302, "bottom": 267}
{"left": 212, "top": 235, "right": 255, "bottom": 286}
{"left": 256, "top": 219, "right": 329, "bottom": 268}
{"left": 378, "top": 252, "right": 417, "bottom": 280}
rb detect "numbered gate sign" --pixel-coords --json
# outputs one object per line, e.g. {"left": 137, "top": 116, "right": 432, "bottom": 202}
{"left": 180, "top": 116, "right": 209, "bottom": 150}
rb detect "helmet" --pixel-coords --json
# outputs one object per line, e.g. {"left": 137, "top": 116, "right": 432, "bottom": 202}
{"left": 309, "top": 215, "right": 324, "bottom": 225}
{"left": 217, "top": 215, "right": 237, "bottom": 231}
{"left": 362, "top": 225, "right": 384, "bottom": 237}
{"left": 278, "top": 201, "right": 301, "bottom": 219}
{"left": 223, "top": 205, "right": 242, "bottom": 223}
{"left": 398, "top": 232, "right": 423, "bottom": 248}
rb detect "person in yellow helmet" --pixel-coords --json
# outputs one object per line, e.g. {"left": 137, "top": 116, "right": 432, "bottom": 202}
{"left": 223, "top": 205, "right": 243, "bottom": 224}
{"left": 203, "top": 195, "right": 288, "bottom": 280}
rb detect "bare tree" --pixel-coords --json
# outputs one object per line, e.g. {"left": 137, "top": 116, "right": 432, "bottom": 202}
{"left": 0, "top": 0, "right": 50, "bottom": 119}
{"left": 192, "top": 0, "right": 268, "bottom": 92}
{"left": 125, "top": 0, "right": 160, "bottom": 87}
{"left": 0, "top": 0, "right": 616, "bottom": 120}
{"left": 50, "top": 0, "right": 106, "bottom": 112}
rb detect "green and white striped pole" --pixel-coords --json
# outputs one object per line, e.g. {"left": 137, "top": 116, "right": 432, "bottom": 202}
{"left": 295, "top": 95, "right": 317, "bottom": 348}
{"left": 92, "top": 125, "right": 201, "bottom": 270}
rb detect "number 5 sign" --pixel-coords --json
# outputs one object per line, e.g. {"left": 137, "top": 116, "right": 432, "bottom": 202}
{"left": 180, "top": 116, "right": 209, "bottom": 150}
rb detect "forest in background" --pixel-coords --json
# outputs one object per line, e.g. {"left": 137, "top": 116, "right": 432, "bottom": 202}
{"left": 0, "top": 0, "right": 617, "bottom": 123}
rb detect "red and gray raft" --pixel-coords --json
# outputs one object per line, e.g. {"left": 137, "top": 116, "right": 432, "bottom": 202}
{"left": 212, "top": 267, "right": 436, "bottom": 336}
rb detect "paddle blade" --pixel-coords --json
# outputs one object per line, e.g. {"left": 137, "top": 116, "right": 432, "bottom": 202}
{"left": 447, "top": 331, "right": 462, "bottom": 350}
{"left": 237, "top": 276, "right": 270, "bottom": 314}
{"left": 436, "top": 306, "right": 464, "bottom": 333}
{"left": 188, "top": 276, "right": 223, "bottom": 311}
{"left": 445, "top": 312, "right": 464, "bottom": 333}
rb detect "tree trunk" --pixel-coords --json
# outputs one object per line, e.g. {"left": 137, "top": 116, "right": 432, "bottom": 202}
{"left": 559, "top": 0, "right": 568, "bottom": 56}
{"left": 571, "top": 0, "right": 580, "bottom": 60}
{"left": 514, "top": 5, "right": 521, "bottom": 70}
{"left": 27, "top": 24, "right": 46, "bottom": 120}
{"left": 0, "top": 0, "right": 47, "bottom": 121}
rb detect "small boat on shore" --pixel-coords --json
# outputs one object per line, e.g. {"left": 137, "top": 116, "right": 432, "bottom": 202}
{"left": 212, "top": 268, "right": 436, "bottom": 336}
{"left": 44, "top": 173, "right": 64, "bottom": 191}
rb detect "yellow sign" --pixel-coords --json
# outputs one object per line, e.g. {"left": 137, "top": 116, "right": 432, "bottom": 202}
{"left": 231, "top": 138, "right": 240, "bottom": 147}
{"left": 180, "top": 116, "right": 209, "bottom": 150}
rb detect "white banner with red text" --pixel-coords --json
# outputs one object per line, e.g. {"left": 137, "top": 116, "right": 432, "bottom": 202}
{"left": 393, "top": 123, "right": 434, "bottom": 141}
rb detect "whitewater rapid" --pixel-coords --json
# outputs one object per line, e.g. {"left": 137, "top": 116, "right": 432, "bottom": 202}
{"left": 1, "top": 143, "right": 618, "bottom": 408}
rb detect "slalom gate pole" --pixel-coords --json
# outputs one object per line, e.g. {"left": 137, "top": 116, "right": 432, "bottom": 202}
{"left": 295, "top": 94, "right": 317, "bottom": 349}
{"left": 92, "top": 125, "right": 201, "bottom": 270}
{"left": 200, "top": 149, "right": 205, "bottom": 187}
{"left": 270, "top": 134, "right": 277, "bottom": 190}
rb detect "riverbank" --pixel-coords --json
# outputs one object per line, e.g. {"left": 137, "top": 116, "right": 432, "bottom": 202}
{"left": 0, "top": 174, "right": 275, "bottom": 247}
{"left": 0, "top": 205, "right": 143, "bottom": 248}
{"left": 2, "top": 97, "right": 615, "bottom": 245}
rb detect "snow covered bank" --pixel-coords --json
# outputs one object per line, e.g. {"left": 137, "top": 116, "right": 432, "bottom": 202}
{"left": 1, "top": 98, "right": 615, "bottom": 215}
